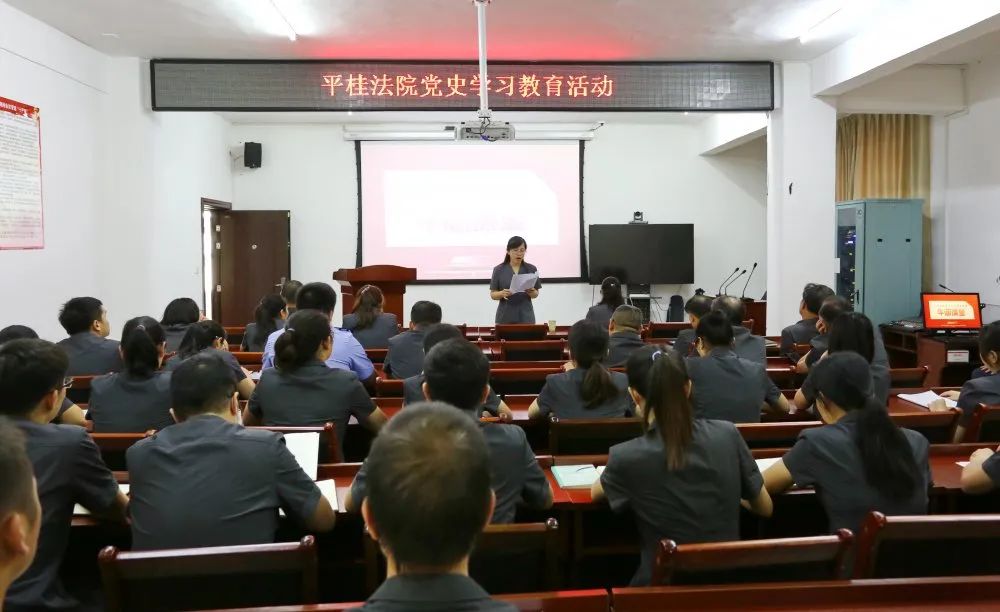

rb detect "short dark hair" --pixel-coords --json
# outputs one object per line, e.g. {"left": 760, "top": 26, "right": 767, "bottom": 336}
{"left": 58, "top": 297, "right": 104, "bottom": 335}
{"left": 366, "top": 403, "right": 491, "bottom": 569}
{"left": 0, "top": 325, "right": 38, "bottom": 345}
{"left": 296, "top": 283, "right": 337, "bottom": 314}
{"left": 422, "top": 324, "right": 465, "bottom": 353}
{"left": 177, "top": 320, "right": 227, "bottom": 359}
{"left": 711, "top": 295, "right": 746, "bottom": 326}
{"left": 695, "top": 310, "right": 735, "bottom": 347}
{"left": 802, "top": 283, "right": 835, "bottom": 315}
{"left": 170, "top": 353, "right": 237, "bottom": 419}
{"left": 611, "top": 305, "right": 642, "bottom": 331}
{"left": 423, "top": 339, "right": 489, "bottom": 411}
{"left": 979, "top": 321, "right": 1000, "bottom": 360}
{"left": 0, "top": 339, "right": 69, "bottom": 417}
{"left": 410, "top": 301, "right": 442, "bottom": 327}
{"left": 828, "top": 312, "right": 875, "bottom": 363}
{"left": 160, "top": 298, "right": 201, "bottom": 326}
{"left": 280, "top": 280, "right": 303, "bottom": 305}
{"left": 684, "top": 294, "right": 714, "bottom": 319}
{"left": 0, "top": 418, "right": 36, "bottom": 519}
{"left": 818, "top": 295, "right": 853, "bottom": 323}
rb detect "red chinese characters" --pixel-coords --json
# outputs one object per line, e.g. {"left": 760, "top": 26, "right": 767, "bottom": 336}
{"left": 319, "top": 72, "right": 615, "bottom": 101}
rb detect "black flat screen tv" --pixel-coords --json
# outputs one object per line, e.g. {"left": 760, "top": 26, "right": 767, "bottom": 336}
{"left": 588, "top": 224, "right": 694, "bottom": 285}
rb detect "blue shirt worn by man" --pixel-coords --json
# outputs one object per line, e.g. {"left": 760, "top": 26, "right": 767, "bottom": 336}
{"left": 261, "top": 325, "right": 375, "bottom": 381}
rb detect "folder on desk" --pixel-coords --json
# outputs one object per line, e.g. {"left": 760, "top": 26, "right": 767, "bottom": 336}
{"left": 552, "top": 464, "right": 601, "bottom": 489}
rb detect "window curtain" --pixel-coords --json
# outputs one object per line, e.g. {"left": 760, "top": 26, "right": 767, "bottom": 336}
{"left": 836, "top": 114, "right": 932, "bottom": 288}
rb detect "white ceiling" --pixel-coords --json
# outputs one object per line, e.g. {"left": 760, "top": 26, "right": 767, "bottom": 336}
{"left": 925, "top": 28, "right": 1000, "bottom": 65}
{"left": 5, "top": 0, "right": 895, "bottom": 62}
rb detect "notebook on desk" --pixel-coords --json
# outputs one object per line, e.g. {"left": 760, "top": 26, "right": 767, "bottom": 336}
{"left": 898, "top": 391, "right": 958, "bottom": 410}
{"left": 552, "top": 464, "right": 605, "bottom": 489}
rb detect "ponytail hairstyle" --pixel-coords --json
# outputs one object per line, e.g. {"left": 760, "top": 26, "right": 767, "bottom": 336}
{"left": 177, "top": 320, "right": 227, "bottom": 359}
{"left": 811, "top": 352, "right": 921, "bottom": 500}
{"left": 598, "top": 276, "right": 625, "bottom": 309}
{"left": 827, "top": 312, "right": 875, "bottom": 363}
{"left": 352, "top": 285, "right": 385, "bottom": 329}
{"left": 502, "top": 236, "right": 527, "bottom": 265}
{"left": 626, "top": 345, "right": 693, "bottom": 470}
{"left": 275, "top": 310, "right": 332, "bottom": 372}
{"left": 121, "top": 316, "right": 165, "bottom": 378}
{"left": 568, "top": 320, "right": 617, "bottom": 409}
{"left": 253, "top": 294, "right": 286, "bottom": 340}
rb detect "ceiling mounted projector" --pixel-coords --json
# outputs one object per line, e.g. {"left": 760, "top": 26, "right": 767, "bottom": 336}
{"left": 459, "top": 121, "right": 514, "bottom": 141}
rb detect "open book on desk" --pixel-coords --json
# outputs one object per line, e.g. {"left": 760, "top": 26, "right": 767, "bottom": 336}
{"left": 897, "top": 390, "right": 958, "bottom": 410}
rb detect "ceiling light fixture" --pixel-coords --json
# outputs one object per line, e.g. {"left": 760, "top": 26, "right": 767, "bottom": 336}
{"left": 798, "top": 7, "right": 842, "bottom": 44}
{"left": 268, "top": 0, "right": 298, "bottom": 41}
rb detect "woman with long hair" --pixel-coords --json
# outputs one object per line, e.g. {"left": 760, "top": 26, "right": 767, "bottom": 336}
{"left": 528, "top": 320, "right": 632, "bottom": 419}
{"left": 794, "top": 311, "right": 888, "bottom": 409}
{"left": 89, "top": 316, "right": 173, "bottom": 432}
{"left": 160, "top": 297, "right": 202, "bottom": 352}
{"left": 165, "top": 320, "right": 254, "bottom": 399}
{"left": 241, "top": 294, "right": 287, "bottom": 352}
{"left": 489, "top": 235, "right": 542, "bottom": 324}
{"left": 765, "top": 352, "right": 929, "bottom": 535}
{"left": 585, "top": 276, "right": 625, "bottom": 329}
{"left": 592, "top": 345, "right": 772, "bottom": 585}
{"left": 342, "top": 285, "right": 399, "bottom": 349}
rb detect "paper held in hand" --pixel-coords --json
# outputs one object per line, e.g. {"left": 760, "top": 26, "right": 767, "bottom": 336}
{"left": 509, "top": 273, "right": 539, "bottom": 294}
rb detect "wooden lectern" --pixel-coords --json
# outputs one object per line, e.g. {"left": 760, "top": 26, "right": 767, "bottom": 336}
{"left": 333, "top": 265, "right": 417, "bottom": 323}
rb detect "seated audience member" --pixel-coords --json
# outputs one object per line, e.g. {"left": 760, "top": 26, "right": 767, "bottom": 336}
{"left": 797, "top": 295, "right": 850, "bottom": 372}
{"left": 673, "top": 294, "right": 713, "bottom": 358}
{"left": 687, "top": 311, "right": 789, "bottom": 423}
{"left": 794, "top": 312, "right": 889, "bottom": 410}
{"left": 127, "top": 353, "right": 335, "bottom": 550}
{"left": 354, "top": 404, "right": 517, "bottom": 611}
{"left": 0, "top": 326, "right": 84, "bottom": 427}
{"left": 280, "top": 279, "right": 303, "bottom": 315}
{"left": 348, "top": 338, "right": 552, "bottom": 523}
{"left": 593, "top": 346, "right": 772, "bottom": 586}
{"left": 711, "top": 295, "right": 766, "bottom": 365}
{"left": 245, "top": 310, "right": 388, "bottom": 447}
{"left": 88, "top": 317, "right": 172, "bottom": 433}
{"left": 241, "top": 294, "right": 287, "bottom": 352}
{"left": 55, "top": 296, "right": 122, "bottom": 375}
{"left": 781, "top": 283, "right": 834, "bottom": 361}
{"left": 383, "top": 301, "right": 443, "bottom": 380}
{"left": 933, "top": 321, "right": 1000, "bottom": 443}
{"left": 159, "top": 297, "right": 202, "bottom": 353}
{"left": 165, "top": 320, "right": 255, "bottom": 399}
{"left": 585, "top": 276, "right": 625, "bottom": 330}
{"left": 402, "top": 324, "right": 511, "bottom": 419}
{"left": 261, "top": 282, "right": 375, "bottom": 384}
{"left": 1, "top": 339, "right": 128, "bottom": 611}
{"left": 0, "top": 420, "right": 40, "bottom": 606}
{"left": 342, "top": 285, "right": 399, "bottom": 349}
{"left": 607, "top": 305, "right": 646, "bottom": 367}
{"left": 764, "top": 352, "right": 930, "bottom": 537}
{"left": 528, "top": 320, "right": 632, "bottom": 420}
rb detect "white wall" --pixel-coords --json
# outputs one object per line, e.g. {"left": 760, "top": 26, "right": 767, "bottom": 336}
{"left": 940, "top": 55, "right": 1000, "bottom": 322}
{"left": 230, "top": 120, "right": 768, "bottom": 326}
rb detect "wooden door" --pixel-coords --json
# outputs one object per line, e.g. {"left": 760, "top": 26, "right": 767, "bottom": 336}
{"left": 217, "top": 210, "right": 291, "bottom": 326}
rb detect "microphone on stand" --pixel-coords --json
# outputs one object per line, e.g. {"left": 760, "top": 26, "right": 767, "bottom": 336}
{"left": 938, "top": 284, "right": 957, "bottom": 293}
{"left": 718, "top": 267, "right": 740, "bottom": 295}
{"left": 724, "top": 270, "right": 747, "bottom": 294}
{"left": 741, "top": 262, "right": 758, "bottom": 299}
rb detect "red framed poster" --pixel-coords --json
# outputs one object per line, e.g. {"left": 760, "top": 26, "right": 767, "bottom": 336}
{"left": 0, "top": 96, "right": 43, "bottom": 250}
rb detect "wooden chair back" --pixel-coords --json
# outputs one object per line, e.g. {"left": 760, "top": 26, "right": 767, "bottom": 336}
{"left": 491, "top": 361, "right": 566, "bottom": 370}
{"left": 231, "top": 352, "right": 264, "bottom": 367}
{"left": 365, "top": 348, "right": 388, "bottom": 364}
{"left": 548, "top": 416, "right": 644, "bottom": 455}
{"left": 489, "top": 368, "right": 561, "bottom": 395}
{"left": 736, "top": 421, "right": 822, "bottom": 449}
{"left": 68, "top": 375, "right": 96, "bottom": 404}
{"left": 647, "top": 322, "right": 691, "bottom": 339}
{"left": 91, "top": 431, "right": 154, "bottom": 470}
{"left": 249, "top": 423, "right": 341, "bottom": 463}
{"left": 889, "top": 366, "right": 930, "bottom": 388}
{"left": 495, "top": 324, "right": 549, "bottom": 341}
{"left": 98, "top": 536, "right": 318, "bottom": 612}
{"left": 375, "top": 377, "right": 405, "bottom": 398}
{"left": 890, "top": 410, "right": 959, "bottom": 444}
{"left": 499, "top": 340, "right": 566, "bottom": 362}
{"left": 963, "top": 403, "right": 1000, "bottom": 443}
{"left": 652, "top": 531, "right": 854, "bottom": 586}
{"left": 854, "top": 512, "right": 1000, "bottom": 578}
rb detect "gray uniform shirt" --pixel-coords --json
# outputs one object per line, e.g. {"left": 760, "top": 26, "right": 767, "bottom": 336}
{"left": 601, "top": 419, "right": 764, "bottom": 586}
{"left": 383, "top": 329, "right": 426, "bottom": 380}
{"left": 349, "top": 574, "right": 516, "bottom": 612}
{"left": 956, "top": 372, "right": 1000, "bottom": 427}
{"left": 801, "top": 334, "right": 891, "bottom": 406}
{"left": 536, "top": 368, "right": 632, "bottom": 419}
{"left": 56, "top": 332, "right": 122, "bottom": 376}
{"left": 981, "top": 450, "right": 1000, "bottom": 485}
{"left": 248, "top": 360, "right": 376, "bottom": 447}
{"left": 162, "top": 323, "right": 192, "bottom": 353}
{"left": 351, "top": 412, "right": 550, "bottom": 524}
{"left": 782, "top": 411, "right": 930, "bottom": 536}
{"left": 585, "top": 303, "right": 616, "bottom": 329}
{"left": 88, "top": 370, "right": 174, "bottom": 433}
{"left": 164, "top": 347, "right": 247, "bottom": 383}
{"left": 780, "top": 318, "right": 821, "bottom": 360}
{"left": 8, "top": 421, "right": 120, "bottom": 611}
{"left": 342, "top": 313, "right": 399, "bottom": 350}
{"left": 403, "top": 373, "right": 502, "bottom": 416}
{"left": 733, "top": 327, "right": 767, "bottom": 365}
{"left": 490, "top": 262, "right": 541, "bottom": 324}
{"left": 686, "top": 349, "right": 782, "bottom": 423}
{"left": 127, "top": 415, "right": 322, "bottom": 551}
{"left": 241, "top": 318, "right": 284, "bottom": 352}
{"left": 672, "top": 328, "right": 697, "bottom": 358}
{"left": 608, "top": 331, "right": 645, "bottom": 367}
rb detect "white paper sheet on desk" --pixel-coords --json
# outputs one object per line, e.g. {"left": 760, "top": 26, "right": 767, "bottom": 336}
{"left": 74, "top": 484, "right": 129, "bottom": 516}
{"left": 897, "top": 391, "right": 958, "bottom": 409}
{"left": 509, "top": 273, "right": 539, "bottom": 294}
{"left": 284, "top": 432, "right": 319, "bottom": 480}
{"left": 755, "top": 457, "right": 781, "bottom": 472}
{"left": 552, "top": 464, "right": 600, "bottom": 489}
{"left": 249, "top": 370, "right": 262, "bottom": 381}
{"left": 279, "top": 480, "right": 338, "bottom": 517}
{"left": 957, "top": 461, "right": 970, "bottom": 468}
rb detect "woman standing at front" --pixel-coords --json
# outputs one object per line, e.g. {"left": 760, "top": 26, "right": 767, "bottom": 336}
{"left": 489, "top": 236, "right": 542, "bottom": 324}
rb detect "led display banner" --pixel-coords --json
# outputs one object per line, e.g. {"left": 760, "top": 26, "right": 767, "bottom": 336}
{"left": 151, "top": 60, "right": 773, "bottom": 112}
